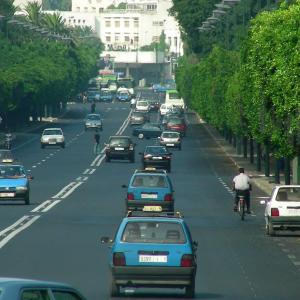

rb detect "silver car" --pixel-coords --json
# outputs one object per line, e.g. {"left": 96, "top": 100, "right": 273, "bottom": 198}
{"left": 84, "top": 113, "right": 103, "bottom": 131}
{"left": 159, "top": 131, "right": 181, "bottom": 150}
{"left": 130, "top": 111, "right": 146, "bottom": 126}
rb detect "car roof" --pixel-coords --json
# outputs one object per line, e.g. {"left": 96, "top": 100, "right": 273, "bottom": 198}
{"left": 43, "top": 128, "right": 62, "bottom": 130}
{"left": 109, "top": 135, "right": 131, "bottom": 139}
{"left": 0, "top": 277, "right": 72, "bottom": 289}
{"left": 145, "top": 146, "right": 167, "bottom": 150}
{"left": 162, "top": 131, "right": 180, "bottom": 134}
{"left": 0, "top": 163, "right": 23, "bottom": 167}
{"left": 133, "top": 169, "right": 167, "bottom": 175}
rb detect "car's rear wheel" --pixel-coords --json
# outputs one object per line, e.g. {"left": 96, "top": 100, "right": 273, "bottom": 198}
{"left": 138, "top": 133, "right": 144, "bottom": 139}
{"left": 110, "top": 276, "right": 120, "bottom": 297}
{"left": 266, "top": 219, "right": 275, "bottom": 236}
{"left": 185, "top": 280, "right": 195, "bottom": 298}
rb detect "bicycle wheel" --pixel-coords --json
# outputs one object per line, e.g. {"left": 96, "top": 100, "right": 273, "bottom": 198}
{"left": 238, "top": 197, "right": 245, "bottom": 221}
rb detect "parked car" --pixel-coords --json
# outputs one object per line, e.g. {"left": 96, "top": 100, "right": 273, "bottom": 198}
{"left": 130, "top": 111, "right": 146, "bottom": 126}
{"left": 123, "top": 169, "right": 174, "bottom": 212}
{"left": 132, "top": 123, "right": 162, "bottom": 139}
{"left": 105, "top": 136, "right": 135, "bottom": 163}
{"left": 40, "top": 128, "right": 65, "bottom": 148}
{"left": 140, "top": 146, "right": 172, "bottom": 172}
{"left": 0, "top": 150, "right": 15, "bottom": 163}
{"left": 84, "top": 113, "right": 103, "bottom": 131}
{"left": 159, "top": 131, "right": 182, "bottom": 150}
{"left": 0, "top": 277, "right": 87, "bottom": 300}
{"left": 165, "top": 117, "right": 187, "bottom": 137}
{"left": 0, "top": 164, "right": 33, "bottom": 205}
{"left": 264, "top": 185, "right": 300, "bottom": 236}
{"left": 101, "top": 211, "right": 197, "bottom": 297}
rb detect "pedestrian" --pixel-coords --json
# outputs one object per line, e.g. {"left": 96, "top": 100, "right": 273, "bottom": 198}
{"left": 83, "top": 93, "right": 87, "bottom": 104}
{"left": 94, "top": 129, "right": 100, "bottom": 154}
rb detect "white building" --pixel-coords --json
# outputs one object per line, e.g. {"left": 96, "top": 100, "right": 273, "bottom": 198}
{"left": 72, "top": 0, "right": 125, "bottom": 14}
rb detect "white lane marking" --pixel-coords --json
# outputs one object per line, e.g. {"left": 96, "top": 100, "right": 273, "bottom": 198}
{"left": 42, "top": 200, "right": 61, "bottom": 212}
{"left": 52, "top": 182, "right": 76, "bottom": 199}
{"left": 37, "top": 162, "right": 41, "bottom": 165}
{"left": 42, "top": 159, "right": 46, "bottom": 162}
{"left": 31, "top": 200, "right": 52, "bottom": 212}
{"left": 91, "top": 155, "right": 101, "bottom": 167}
{"left": 288, "top": 255, "right": 296, "bottom": 259}
{"left": 293, "top": 261, "right": 300, "bottom": 266}
{"left": 61, "top": 181, "right": 83, "bottom": 199}
{"left": 32, "top": 165, "right": 37, "bottom": 168}
{"left": 0, "top": 215, "right": 40, "bottom": 249}
{"left": 83, "top": 176, "right": 88, "bottom": 181}
{"left": 76, "top": 176, "right": 82, "bottom": 181}
{"left": 50, "top": 153, "right": 54, "bottom": 156}
{"left": 89, "top": 168, "right": 96, "bottom": 174}
{"left": 96, "top": 155, "right": 106, "bottom": 166}
{"left": 12, "top": 137, "right": 39, "bottom": 151}
{"left": 83, "top": 169, "right": 90, "bottom": 175}
{"left": 27, "top": 169, "right": 31, "bottom": 172}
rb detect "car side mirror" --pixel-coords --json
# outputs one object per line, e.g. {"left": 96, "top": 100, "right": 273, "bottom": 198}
{"left": 100, "top": 236, "right": 111, "bottom": 244}
{"left": 121, "top": 184, "right": 128, "bottom": 188}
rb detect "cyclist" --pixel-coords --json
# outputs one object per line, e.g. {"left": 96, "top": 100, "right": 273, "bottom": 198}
{"left": 232, "top": 167, "right": 251, "bottom": 214}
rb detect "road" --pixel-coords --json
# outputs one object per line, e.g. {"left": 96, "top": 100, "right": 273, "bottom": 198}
{"left": 0, "top": 99, "right": 300, "bottom": 300}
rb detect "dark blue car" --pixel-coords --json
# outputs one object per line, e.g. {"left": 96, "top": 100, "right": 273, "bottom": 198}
{"left": 100, "top": 88, "right": 113, "bottom": 102}
{"left": 101, "top": 211, "right": 197, "bottom": 297}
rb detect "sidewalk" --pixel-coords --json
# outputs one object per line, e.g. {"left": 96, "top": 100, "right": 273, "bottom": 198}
{"left": 191, "top": 112, "right": 276, "bottom": 195}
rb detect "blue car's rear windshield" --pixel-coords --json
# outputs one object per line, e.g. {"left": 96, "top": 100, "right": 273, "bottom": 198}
{"left": 0, "top": 165, "right": 26, "bottom": 178}
{"left": 121, "top": 221, "right": 186, "bottom": 244}
{"left": 132, "top": 175, "right": 167, "bottom": 188}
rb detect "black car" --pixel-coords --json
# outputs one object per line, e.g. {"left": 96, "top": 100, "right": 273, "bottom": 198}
{"left": 105, "top": 136, "right": 135, "bottom": 162}
{"left": 132, "top": 123, "right": 162, "bottom": 139}
{"left": 140, "top": 146, "right": 172, "bottom": 172}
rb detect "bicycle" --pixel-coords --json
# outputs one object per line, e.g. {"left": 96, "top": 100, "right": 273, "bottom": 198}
{"left": 237, "top": 195, "right": 246, "bottom": 221}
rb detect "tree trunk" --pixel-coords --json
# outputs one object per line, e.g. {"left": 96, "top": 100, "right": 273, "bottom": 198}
{"left": 243, "top": 136, "right": 247, "bottom": 158}
{"left": 284, "top": 157, "right": 291, "bottom": 185}
{"left": 256, "top": 143, "right": 262, "bottom": 172}
{"left": 237, "top": 136, "right": 242, "bottom": 155}
{"left": 264, "top": 142, "right": 270, "bottom": 177}
{"left": 274, "top": 159, "right": 281, "bottom": 184}
{"left": 233, "top": 135, "right": 237, "bottom": 148}
{"left": 249, "top": 138, "right": 254, "bottom": 164}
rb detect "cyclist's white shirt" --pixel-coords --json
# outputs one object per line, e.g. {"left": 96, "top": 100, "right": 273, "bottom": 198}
{"left": 233, "top": 173, "right": 250, "bottom": 190}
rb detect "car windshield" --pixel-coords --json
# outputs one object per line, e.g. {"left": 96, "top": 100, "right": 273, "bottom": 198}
{"left": 132, "top": 175, "right": 167, "bottom": 188}
{"left": 109, "top": 138, "right": 130, "bottom": 146}
{"left": 0, "top": 165, "right": 26, "bottom": 178}
{"left": 142, "top": 124, "right": 159, "bottom": 130}
{"left": 146, "top": 147, "right": 168, "bottom": 155}
{"left": 168, "top": 118, "right": 183, "bottom": 125}
{"left": 132, "top": 112, "right": 143, "bottom": 118}
{"left": 162, "top": 132, "right": 180, "bottom": 138}
{"left": 101, "top": 90, "right": 111, "bottom": 95}
{"left": 137, "top": 101, "right": 148, "bottom": 107}
{"left": 87, "top": 115, "right": 101, "bottom": 120}
{"left": 121, "top": 221, "right": 186, "bottom": 244}
{"left": 0, "top": 151, "right": 13, "bottom": 159}
{"left": 275, "top": 187, "right": 300, "bottom": 202}
{"left": 43, "top": 129, "right": 62, "bottom": 135}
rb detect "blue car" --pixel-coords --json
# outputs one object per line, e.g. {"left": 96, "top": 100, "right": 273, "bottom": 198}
{"left": 0, "top": 277, "right": 87, "bottom": 300}
{"left": 101, "top": 211, "right": 197, "bottom": 297}
{"left": 116, "top": 91, "right": 130, "bottom": 102}
{"left": 100, "top": 88, "right": 113, "bottom": 102}
{"left": 0, "top": 164, "right": 33, "bottom": 205}
{"left": 123, "top": 169, "right": 174, "bottom": 212}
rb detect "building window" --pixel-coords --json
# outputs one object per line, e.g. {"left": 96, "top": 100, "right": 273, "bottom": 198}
{"left": 105, "top": 20, "right": 111, "bottom": 27}
{"left": 106, "top": 36, "right": 111, "bottom": 42}
{"left": 99, "top": 7, "right": 103, "bottom": 13}
{"left": 147, "top": 4, "right": 157, "bottom": 11}
{"left": 124, "top": 36, "right": 130, "bottom": 42}
{"left": 92, "top": 7, "right": 96, "bottom": 12}
{"left": 134, "top": 19, "right": 139, "bottom": 28}
{"left": 134, "top": 36, "right": 139, "bottom": 42}
{"left": 174, "top": 37, "right": 178, "bottom": 47}
{"left": 115, "top": 20, "right": 120, "bottom": 27}
{"left": 76, "top": 7, "right": 80, "bottom": 11}
{"left": 78, "top": 19, "right": 81, "bottom": 23}
{"left": 124, "top": 20, "right": 129, "bottom": 28}
{"left": 84, "top": 7, "right": 88, "bottom": 12}
{"left": 152, "top": 36, "right": 159, "bottom": 42}
{"left": 168, "top": 37, "right": 171, "bottom": 46}
{"left": 83, "top": 20, "right": 86, "bottom": 24}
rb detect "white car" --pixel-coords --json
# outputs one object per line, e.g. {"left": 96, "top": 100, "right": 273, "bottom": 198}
{"left": 159, "top": 103, "right": 173, "bottom": 116}
{"left": 159, "top": 131, "right": 181, "bottom": 150}
{"left": 135, "top": 100, "right": 150, "bottom": 112}
{"left": 264, "top": 185, "right": 300, "bottom": 236}
{"left": 41, "top": 128, "right": 65, "bottom": 148}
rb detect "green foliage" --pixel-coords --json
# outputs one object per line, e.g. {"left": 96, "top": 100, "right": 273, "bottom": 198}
{"left": 140, "top": 31, "right": 169, "bottom": 52}
{"left": 42, "top": 0, "right": 71, "bottom": 11}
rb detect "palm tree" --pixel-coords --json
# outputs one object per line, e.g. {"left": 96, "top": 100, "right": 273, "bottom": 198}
{"left": 42, "top": 12, "right": 67, "bottom": 35}
{"left": 24, "top": 1, "right": 43, "bottom": 26}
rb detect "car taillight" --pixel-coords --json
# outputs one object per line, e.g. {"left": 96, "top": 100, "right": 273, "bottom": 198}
{"left": 127, "top": 193, "right": 134, "bottom": 200}
{"left": 180, "top": 254, "right": 194, "bottom": 267}
{"left": 271, "top": 208, "right": 280, "bottom": 217}
{"left": 113, "top": 252, "right": 126, "bottom": 266}
{"left": 164, "top": 194, "right": 172, "bottom": 201}
{"left": 129, "top": 145, "right": 134, "bottom": 150}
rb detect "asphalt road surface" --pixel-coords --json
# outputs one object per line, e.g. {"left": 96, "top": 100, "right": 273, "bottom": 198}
{"left": 0, "top": 99, "right": 300, "bottom": 300}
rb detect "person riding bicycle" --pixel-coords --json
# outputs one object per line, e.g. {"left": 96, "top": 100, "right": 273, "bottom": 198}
{"left": 232, "top": 167, "right": 251, "bottom": 214}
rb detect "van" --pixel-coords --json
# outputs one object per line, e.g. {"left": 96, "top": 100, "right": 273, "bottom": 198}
{"left": 165, "top": 89, "right": 185, "bottom": 109}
